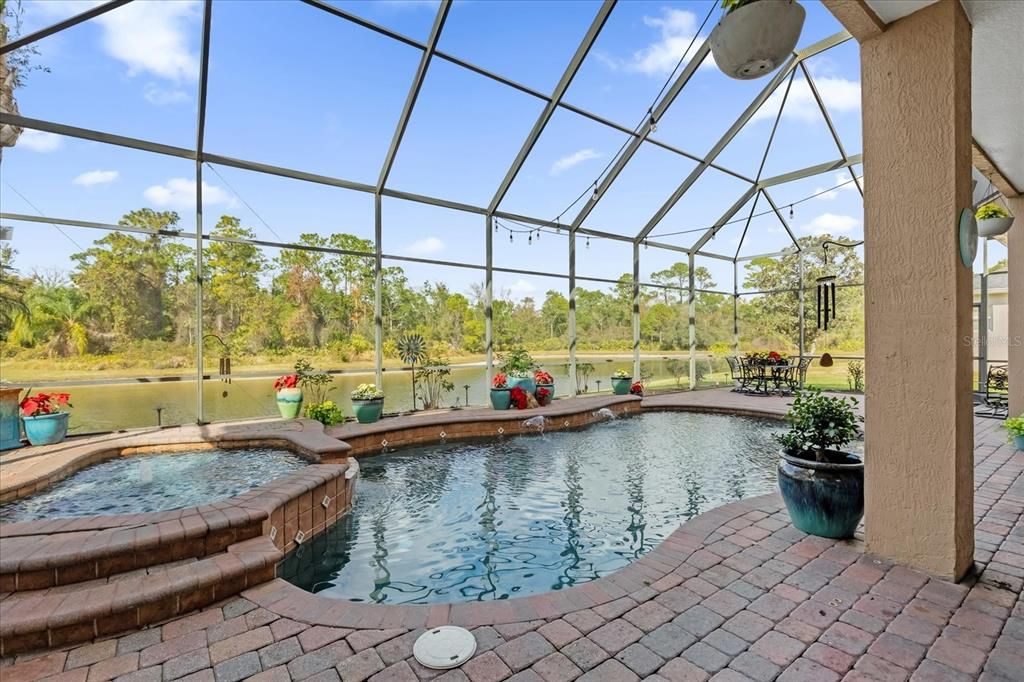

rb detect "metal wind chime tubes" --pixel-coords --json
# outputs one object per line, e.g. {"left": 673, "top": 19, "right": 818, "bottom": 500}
{"left": 815, "top": 240, "right": 863, "bottom": 331}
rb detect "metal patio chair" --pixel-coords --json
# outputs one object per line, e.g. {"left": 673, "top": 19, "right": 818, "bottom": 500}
{"left": 975, "top": 364, "right": 1009, "bottom": 419}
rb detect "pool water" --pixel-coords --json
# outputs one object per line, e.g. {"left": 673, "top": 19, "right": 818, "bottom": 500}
{"left": 279, "top": 412, "right": 788, "bottom": 604}
{"left": 0, "top": 447, "right": 307, "bottom": 522}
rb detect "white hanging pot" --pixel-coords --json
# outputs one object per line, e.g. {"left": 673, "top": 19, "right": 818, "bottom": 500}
{"left": 709, "top": 0, "right": 806, "bottom": 80}
{"left": 977, "top": 216, "right": 1014, "bottom": 238}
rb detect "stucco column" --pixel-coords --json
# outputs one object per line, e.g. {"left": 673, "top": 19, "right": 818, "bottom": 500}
{"left": 1007, "top": 196, "right": 1024, "bottom": 417}
{"left": 861, "top": 0, "right": 974, "bottom": 580}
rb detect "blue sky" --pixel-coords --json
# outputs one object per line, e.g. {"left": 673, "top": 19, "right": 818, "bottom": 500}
{"left": 8, "top": 0, "right": 996, "bottom": 302}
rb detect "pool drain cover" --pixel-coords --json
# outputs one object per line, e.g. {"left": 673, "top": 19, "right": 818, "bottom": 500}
{"left": 413, "top": 626, "right": 476, "bottom": 669}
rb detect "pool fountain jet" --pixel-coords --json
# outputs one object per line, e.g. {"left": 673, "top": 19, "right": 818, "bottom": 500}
{"left": 522, "top": 415, "right": 546, "bottom": 433}
{"left": 594, "top": 407, "right": 617, "bottom": 421}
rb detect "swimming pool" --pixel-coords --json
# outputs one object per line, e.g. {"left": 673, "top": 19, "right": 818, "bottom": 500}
{"left": 279, "top": 411, "right": 788, "bottom": 604}
{"left": 0, "top": 447, "right": 307, "bottom": 522}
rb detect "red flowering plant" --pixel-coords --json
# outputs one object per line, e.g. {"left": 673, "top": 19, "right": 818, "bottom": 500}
{"left": 536, "top": 386, "right": 552, "bottom": 406}
{"left": 492, "top": 372, "right": 509, "bottom": 389}
{"left": 273, "top": 374, "right": 299, "bottom": 391}
{"left": 20, "top": 392, "right": 72, "bottom": 417}
{"left": 533, "top": 370, "right": 553, "bottom": 385}
{"left": 509, "top": 386, "right": 529, "bottom": 409}
{"left": 629, "top": 382, "right": 644, "bottom": 396}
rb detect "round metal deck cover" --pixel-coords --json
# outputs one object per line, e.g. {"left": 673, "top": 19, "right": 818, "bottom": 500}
{"left": 413, "top": 626, "right": 477, "bottom": 670}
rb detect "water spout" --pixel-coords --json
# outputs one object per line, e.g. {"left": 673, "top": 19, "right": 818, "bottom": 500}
{"left": 522, "top": 415, "right": 546, "bottom": 433}
{"left": 593, "top": 408, "right": 616, "bottom": 421}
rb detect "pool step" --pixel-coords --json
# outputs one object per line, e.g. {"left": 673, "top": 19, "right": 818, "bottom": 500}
{"left": 0, "top": 536, "right": 281, "bottom": 656}
{"left": 0, "top": 464, "right": 353, "bottom": 593}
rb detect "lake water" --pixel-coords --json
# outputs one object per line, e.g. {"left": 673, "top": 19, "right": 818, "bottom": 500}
{"left": 21, "top": 355, "right": 719, "bottom": 435}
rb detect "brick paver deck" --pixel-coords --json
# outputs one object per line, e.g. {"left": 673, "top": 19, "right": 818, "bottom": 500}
{"left": 1, "top": 393, "right": 1021, "bottom": 682}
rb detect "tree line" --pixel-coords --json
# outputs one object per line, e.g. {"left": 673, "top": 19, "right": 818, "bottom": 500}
{"left": 0, "top": 209, "right": 864, "bottom": 370}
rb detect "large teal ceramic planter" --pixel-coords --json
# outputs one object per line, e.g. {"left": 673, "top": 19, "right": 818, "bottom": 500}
{"left": 507, "top": 376, "right": 536, "bottom": 395}
{"left": 778, "top": 449, "right": 864, "bottom": 539}
{"left": 0, "top": 387, "right": 22, "bottom": 450}
{"left": 490, "top": 388, "right": 511, "bottom": 410}
{"left": 1014, "top": 434, "right": 1024, "bottom": 450}
{"left": 276, "top": 387, "right": 303, "bottom": 419}
{"left": 352, "top": 398, "right": 383, "bottom": 424}
{"left": 535, "top": 383, "right": 554, "bottom": 406}
{"left": 611, "top": 377, "right": 632, "bottom": 395}
{"left": 22, "top": 412, "right": 69, "bottom": 446}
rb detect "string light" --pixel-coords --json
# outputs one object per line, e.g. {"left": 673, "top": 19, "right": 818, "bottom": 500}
{"left": 509, "top": 232, "right": 513, "bottom": 243}
{"left": 789, "top": 205, "right": 794, "bottom": 220}
{"left": 649, "top": 113, "right": 657, "bottom": 133}
{"left": 528, "top": 233, "right": 532, "bottom": 245}
{"left": 586, "top": 236, "right": 591, "bottom": 249}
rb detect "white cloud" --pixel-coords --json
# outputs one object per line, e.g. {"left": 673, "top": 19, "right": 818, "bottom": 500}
{"left": 143, "top": 83, "right": 191, "bottom": 106}
{"left": 799, "top": 213, "right": 860, "bottom": 236}
{"left": 596, "top": 8, "right": 711, "bottom": 76}
{"left": 814, "top": 172, "right": 862, "bottom": 200}
{"left": 144, "top": 178, "right": 235, "bottom": 209}
{"left": 18, "top": 129, "right": 63, "bottom": 152}
{"left": 73, "top": 170, "right": 119, "bottom": 186}
{"left": 550, "top": 148, "right": 602, "bottom": 176}
{"left": 505, "top": 279, "right": 536, "bottom": 300}
{"left": 34, "top": 0, "right": 200, "bottom": 82}
{"left": 96, "top": 1, "right": 201, "bottom": 82}
{"left": 751, "top": 76, "right": 861, "bottom": 124}
{"left": 404, "top": 237, "right": 445, "bottom": 256}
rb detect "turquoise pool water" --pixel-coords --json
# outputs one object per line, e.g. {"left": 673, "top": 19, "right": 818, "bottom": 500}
{"left": 0, "top": 447, "right": 307, "bottom": 522}
{"left": 279, "top": 411, "right": 787, "bottom": 604}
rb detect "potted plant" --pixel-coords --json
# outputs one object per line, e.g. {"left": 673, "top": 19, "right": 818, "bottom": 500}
{"left": 351, "top": 383, "right": 385, "bottom": 424}
{"left": 1006, "top": 415, "right": 1024, "bottom": 450}
{"left": 536, "top": 385, "right": 553, "bottom": 407}
{"left": 776, "top": 388, "right": 864, "bottom": 539}
{"left": 709, "top": 0, "right": 806, "bottom": 80}
{"left": 509, "top": 386, "right": 530, "bottom": 410}
{"left": 19, "top": 391, "right": 72, "bottom": 446}
{"left": 534, "top": 369, "right": 554, "bottom": 401}
{"left": 273, "top": 373, "right": 303, "bottom": 419}
{"left": 305, "top": 400, "right": 344, "bottom": 426}
{"left": 611, "top": 369, "right": 632, "bottom": 395}
{"left": 490, "top": 372, "right": 512, "bottom": 410}
{"left": 1, "top": 384, "right": 23, "bottom": 450}
{"left": 629, "top": 381, "right": 644, "bottom": 397}
{"left": 500, "top": 349, "right": 537, "bottom": 395}
{"left": 975, "top": 202, "right": 1014, "bottom": 238}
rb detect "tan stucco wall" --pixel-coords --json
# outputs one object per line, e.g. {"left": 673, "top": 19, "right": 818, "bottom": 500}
{"left": 860, "top": 0, "right": 974, "bottom": 580}
{"left": 1007, "top": 196, "right": 1024, "bottom": 416}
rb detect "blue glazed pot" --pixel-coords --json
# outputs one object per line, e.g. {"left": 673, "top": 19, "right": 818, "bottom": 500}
{"left": 778, "top": 449, "right": 864, "bottom": 539}
{"left": 352, "top": 398, "right": 384, "bottom": 424}
{"left": 1014, "top": 434, "right": 1024, "bottom": 450}
{"left": 507, "top": 376, "right": 536, "bottom": 395}
{"left": 611, "top": 377, "right": 632, "bottom": 395}
{"left": 22, "top": 412, "right": 70, "bottom": 446}
{"left": 0, "top": 387, "right": 23, "bottom": 450}
{"left": 490, "top": 388, "right": 512, "bottom": 410}
{"left": 276, "top": 387, "right": 303, "bottom": 419}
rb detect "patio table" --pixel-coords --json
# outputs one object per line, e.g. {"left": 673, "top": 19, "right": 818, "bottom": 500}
{"left": 745, "top": 362, "right": 799, "bottom": 395}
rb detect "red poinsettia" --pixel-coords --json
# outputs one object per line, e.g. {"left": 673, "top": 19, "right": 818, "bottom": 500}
{"left": 509, "top": 386, "right": 529, "bottom": 409}
{"left": 629, "top": 382, "right": 644, "bottom": 396}
{"left": 536, "top": 386, "right": 552, "bottom": 406}
{"left": 533, "top": 370, "right": 553, "bottom": 385}
{"left": 768, "top": 351, "right": 782, "bottom": 363}
{"left": 274, "top": 374, "right": 299, "bottom": 391}
{"left": 492, "top": 372, "right": 508, "bottom": 389}
{"left": 20, "top": 392, "right": 72, "bottom": 417}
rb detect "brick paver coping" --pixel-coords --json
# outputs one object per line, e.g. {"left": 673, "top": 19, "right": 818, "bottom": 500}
{"left": 0, "top": 396, "right": 1019, "bottom": 681}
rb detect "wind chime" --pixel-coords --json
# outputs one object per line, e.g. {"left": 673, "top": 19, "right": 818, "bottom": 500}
{"left": 815, "top": 240, "right": 863, "bottom": 331}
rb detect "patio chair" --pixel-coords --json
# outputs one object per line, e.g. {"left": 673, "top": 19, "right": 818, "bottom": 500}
{"left": 975, "top": 364, "right": 1009, "bottom": 419}
{"left": 726, "top": 356, "right": 745, "bottom": 392}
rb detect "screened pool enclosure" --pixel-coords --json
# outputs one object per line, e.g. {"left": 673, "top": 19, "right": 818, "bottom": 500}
{"left": 1, "top": 0, "right": 902, "bottom": 433}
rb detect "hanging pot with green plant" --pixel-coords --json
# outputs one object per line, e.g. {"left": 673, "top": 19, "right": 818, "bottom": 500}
{"left": 709, "top": 0, "right": 805, "bottom": 81}
{"left": 975, "top": 202, "right": 1014, "bottom": 238}
{"left": 776, "top": 388, "right": 864, "bottom": 538}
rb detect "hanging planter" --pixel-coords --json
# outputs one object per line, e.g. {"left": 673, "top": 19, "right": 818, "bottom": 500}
{"left": 709, "top": 0, "right": 806, "bottom": 81}
{"left": 975, "top": 202, "right": 1015, "bottom": 238}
